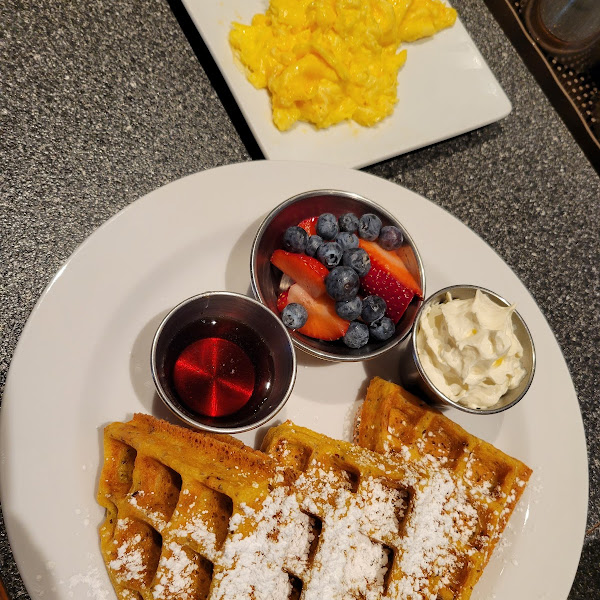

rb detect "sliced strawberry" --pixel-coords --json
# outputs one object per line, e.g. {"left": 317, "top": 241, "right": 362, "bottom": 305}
{"left": 361, "top": 263, "right": 415, "bottom": 323}
{"left": 298, "top": 216, "right": 319, "bottom": 236}
{"left": 286, "top": 283, "right": 350, "bottom": 341}
{"left": 358, "top": 239, "right": 422, "bottom": 298}
{"left": 270, "top": 249, "right": 328, "bottom": 298}
{"left": 277, "top": 290, "right": 289, "bottom": 313}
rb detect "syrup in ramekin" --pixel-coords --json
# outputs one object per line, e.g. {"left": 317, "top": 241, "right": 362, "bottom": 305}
{"left": 167, "top": 317, "right": 273, "bottom": 418}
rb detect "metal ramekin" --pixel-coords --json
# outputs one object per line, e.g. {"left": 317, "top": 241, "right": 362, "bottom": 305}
{"left": 151, "top": 291, "right": 297, "bottom": 433}
{"left": 398, "top": 285, "right": 536, "bottom": 414}
{"left": 250, "top": 189, "right": 426, "bottom": 362}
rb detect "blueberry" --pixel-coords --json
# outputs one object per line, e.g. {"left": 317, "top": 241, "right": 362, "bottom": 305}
{"left": 342, "top": 247, "right": 371, "bottom": 277}
{"left": 317, "top": 241, "right": 343, "bottom": 268}
{"left": 379, "top": 225, "right": 404, "bottom": 250}
{"left": 282, "top": 226, "right": 308, "bottom": 253}
{"left": 306, "top": 234, "right": 323, "bottom": 257}
{"left": 358, "top": 213, "right": 382, "bottom": 241}
{"left": 335, "top": 231, "right": 359, "bottom": 251}
{"left": 369, "top": 316, "right": 395, "bottom": 341}
{"left": 343, "top": 321, "right": 370, "bottom": 349}
{"left": 316, "top": 213, "right": 339, "bottom": 240}
{"left": 281, "top": 303, "right": 308, "bottom": 330}
{"left": 361, "top": 295, "right": 386, "bottom": 324}
{"left": 335, "top": 296, "right": 363, "bottom": 321}
{"left": 338, "top": 212, "right": 359, "bottom": 233}
{"left": 326, "top": 266, "right": 360, "bottom": 301}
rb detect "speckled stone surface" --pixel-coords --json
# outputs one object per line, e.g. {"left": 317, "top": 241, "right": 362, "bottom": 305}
{"left": 0, "top": 0, "right": 598, "bottom": 597}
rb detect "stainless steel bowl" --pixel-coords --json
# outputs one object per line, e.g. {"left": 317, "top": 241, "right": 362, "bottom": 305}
{"left": 398, "top": 285, "right": 536, "bottom": 414}
{"left": 250, "top": 189, "right": 426, "bottom": 362}
{"left": 151, "top": 291, "right": 297, "bottom": 433}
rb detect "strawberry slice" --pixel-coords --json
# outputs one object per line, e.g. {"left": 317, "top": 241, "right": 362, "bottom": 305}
{"left": 361, "top": 263, "right": 415, "bottom": 323}
{"left": 358, "top": 239, "right": 422, "bottom": 298}
{"left": 298, "top": 216, "right": 319, "bottom": 236}
{"left": 270, "top": 249, "right": 328, "bottom": 298}
{"left": 277, "top": 290, "right": 289, "bottom": 313}
{"left": 285, "top": 283, "right": 350, "bottom": 341}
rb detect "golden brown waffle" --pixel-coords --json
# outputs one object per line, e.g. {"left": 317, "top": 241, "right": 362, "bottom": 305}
{"left": 97, "top": 413, "right": 276, "bottom": 600}
{"left": 98, "top": 414, "right": 494, "bottom": 600}
{"left": 356, "top": 377, "right": 533, "bottom": 599}
{"left": 261, "top": 422, "right": 485, "bottom": 600}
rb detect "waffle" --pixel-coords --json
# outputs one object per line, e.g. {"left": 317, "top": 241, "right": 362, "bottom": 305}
{"left": 97, "top": 413, "right": 277, "bottom": 600}
{"left": 98, "top": 413, "right": 497, "bottom": 600}
{"left": 356, "top": 377, "right": 533, "bottom": 598}
{"left": 261, "top": 421, "right": 484, "bottom": 600}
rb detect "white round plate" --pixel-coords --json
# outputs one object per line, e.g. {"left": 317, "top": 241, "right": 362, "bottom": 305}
{"left": 0, "top": 161, "right": 587, "bottom": 600}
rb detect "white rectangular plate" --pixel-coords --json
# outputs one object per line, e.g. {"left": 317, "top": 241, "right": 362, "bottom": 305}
{"left": 181, "top": 0, "right": 512, "bottom": 168}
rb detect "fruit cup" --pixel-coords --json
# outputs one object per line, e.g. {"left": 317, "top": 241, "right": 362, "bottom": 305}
{"left": 250, "top": 190, "right": 426, "bottom": 361}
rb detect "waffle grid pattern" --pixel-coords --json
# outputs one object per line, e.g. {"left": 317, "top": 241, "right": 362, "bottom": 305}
{"left": 356, "top": 377, "right": 533, "bottom": 585}
{"left": 98, "top": 400, "right": 530, "bottom": 600}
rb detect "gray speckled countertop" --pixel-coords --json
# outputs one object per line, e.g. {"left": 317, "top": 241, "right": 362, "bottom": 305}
{"left": 1, "top": 0, "right": 598, "bottom": 597}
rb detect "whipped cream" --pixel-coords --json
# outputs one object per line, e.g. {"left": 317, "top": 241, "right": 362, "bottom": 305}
{"left": 416, "top": 289, "right": 526, "bottom": 409}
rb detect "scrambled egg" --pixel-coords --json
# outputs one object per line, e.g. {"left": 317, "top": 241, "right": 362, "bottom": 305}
{"left": 229, "top": 0, "right": 457, "bottom": 131}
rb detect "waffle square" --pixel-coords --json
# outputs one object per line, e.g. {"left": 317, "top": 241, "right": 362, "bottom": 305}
{"left": 98, "top": 414, "right": 276, "bottom": 600}
{"left": 98, "top": 412, "right": 508, "bottom": 600}
{"left": 261, "top": 422, "right": 484, "bottom": 600}
{"left": 355, "top": 377, "right": 533, "bottom": 598}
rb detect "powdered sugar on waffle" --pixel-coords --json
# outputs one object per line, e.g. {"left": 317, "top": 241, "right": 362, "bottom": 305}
{"left": 210, "top": 469, "right": 399, "bottom": 600}
{"left": 170, "top": 510, "right": 218, "bottom": 561}
{"left": 298, "top": 471, "right": 400, "bottom": 600}
{"left": 209, "top": 462, "right": 476, "bottom": 600}
{"left": 108, "top": 519, "right": 146, "bottom": 582}
{"left": 211, "top": 485, "right": 313, "bottom": 599}
{"left": 102, "top": 419, "right": 484, "bottom": 600}
{"left": 109, "top": 462, "right": 478, "bottom": 600}
{"left": 390, "top": 470, "right": 477, "bottom": 599}
{"left": 153, "top": 542, "right": 198, "bottom": 599}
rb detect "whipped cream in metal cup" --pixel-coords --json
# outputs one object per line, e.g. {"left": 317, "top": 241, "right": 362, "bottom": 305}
{"left": 398, "top": 285, "right": 536, "bottom": 415}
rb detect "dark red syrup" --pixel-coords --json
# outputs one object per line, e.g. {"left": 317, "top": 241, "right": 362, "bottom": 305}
{"left": 173, "top": 337, "right": 255, "bottom": 417}
{"left": 166, "top": 317, "right": 273, "bottom": 420}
